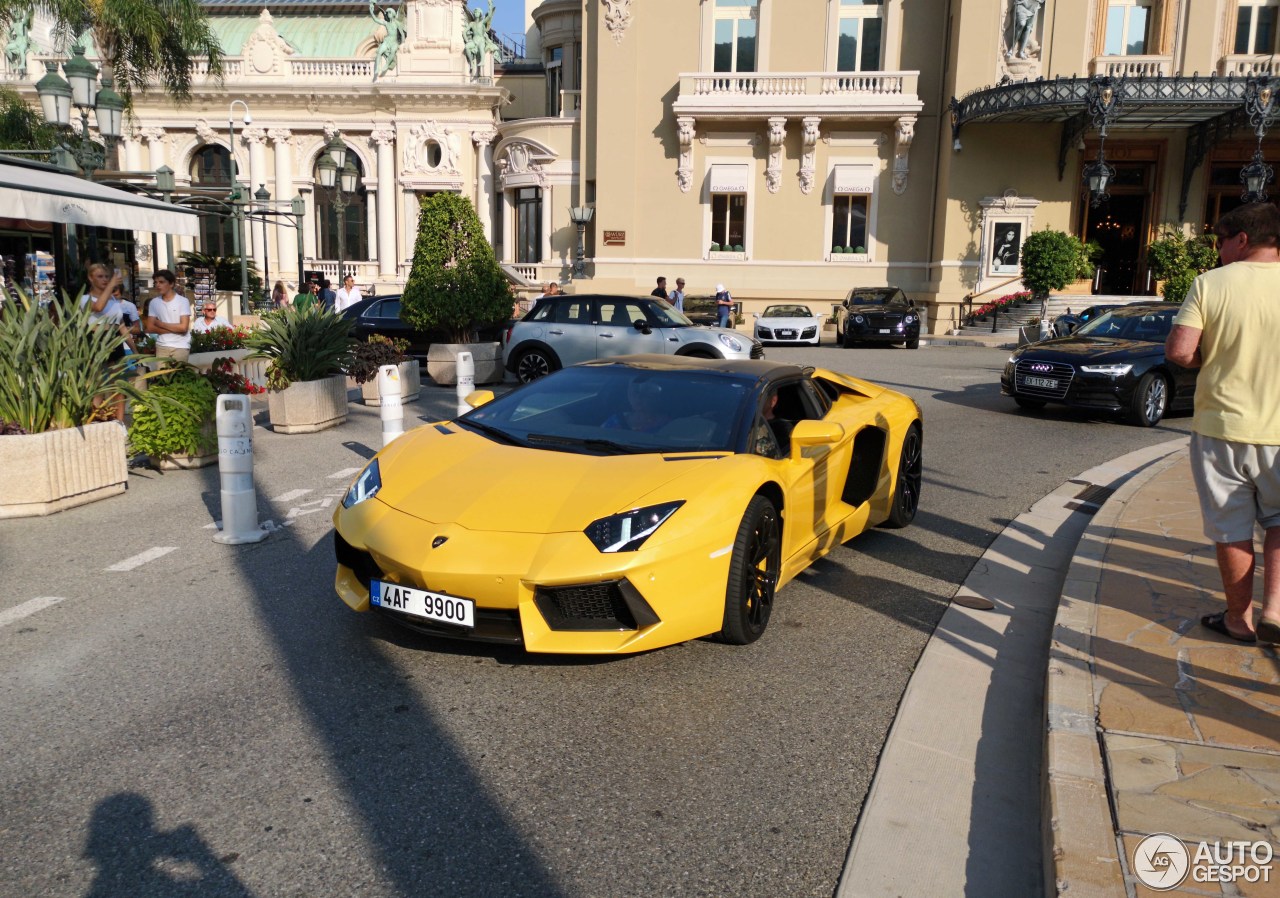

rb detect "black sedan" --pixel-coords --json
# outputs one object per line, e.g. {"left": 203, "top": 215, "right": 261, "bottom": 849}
{"left": 340, "top": 295, "right": 431, "bottom": 359}
{"left": 838, "top": 287, "right": 922, "bottom": 349}
{"left": 1051, "top": 302, "right": 1132, "bottom": 337}
{"left": 1001, "top": 303, "right": 1195, "bottom": 427}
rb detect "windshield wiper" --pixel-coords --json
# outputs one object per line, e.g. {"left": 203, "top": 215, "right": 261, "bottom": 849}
{"left": 526, "top": 433, "right": 639, "bottom": 455}
{"left": 456, "top": 419, "right": 522, "bottom": 445}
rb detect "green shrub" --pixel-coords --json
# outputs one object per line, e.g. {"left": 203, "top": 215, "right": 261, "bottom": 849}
{"left": 1146, "top": 231, "right": 1218, "bottom": 303}
{"left": 832, "top": 245, "right": 844, "bottom": 254}
{"left": 733, "top": 244, "right": 745, "bottom": 252}
{"left": 1020, "top": 229, "right": 1080, "bottom": 297}
{"left": 709, "top": 244, "right": 721, "bottom": 252}
{"left": 126, "top": 367, "right": 218, "bottom": 460}
{"left": 247, "top": 304, "right": 354, "bottom": 390}
{"left": 0, "top": 290, "right": 155, "bottom": 433}
{"left": 853, "top": 245, "right": 866, "bottom": 254}
{"left": 402, "top": 193, "right": 513, "bottom": 344}
{"left": 347, "top": 334, "right": 410, "bottom": 385}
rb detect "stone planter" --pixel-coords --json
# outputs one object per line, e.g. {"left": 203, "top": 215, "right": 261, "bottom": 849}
{"left": 187, "top": 347, "right": 251, "bottom": 369}
{"left": 1017, "top": 324, "right": 1042, "bottom": 346}
{"left": 267, "top": 374, "right": 349, "bottom": 434}
{"left": 426, "top": 342, "right": 503, "bottom": 386}
{"left": 0, "top": 421, "right": 128, "bottom": 518}
{"left": 360, "top": 360, "right": 421, "bottom": 406}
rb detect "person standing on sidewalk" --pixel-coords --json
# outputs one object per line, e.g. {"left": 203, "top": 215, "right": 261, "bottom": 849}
{"left": 669, "top": 278, "right": 686, "bottom": 313}
{"left": 145, "top": 269, "right": 191, "bottom": 363}
{"left": 1166, "top": 202, "right": 1280, "bottom": 645}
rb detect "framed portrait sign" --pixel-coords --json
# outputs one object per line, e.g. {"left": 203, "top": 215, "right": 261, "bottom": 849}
{"left": 990, "top": 222, "right": 1022, "bottom": 274}
{"left": 977, "top": 192, "right": 1040, "bottom": 294}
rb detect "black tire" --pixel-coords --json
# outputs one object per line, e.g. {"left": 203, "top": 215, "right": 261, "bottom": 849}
{"left": 884, "top": 424, "right": 922, "bottom": 529}
{"left": 1014, "top": 396, "right": 1046, "bottom": 410}
{"left": 842, "top": 328, "right": 856, "bottom": 348}
{"left": 905, "top": 337, "right": 920, "bottom": 349}
{"left": 515, "top": 347, "right": 558, "bottom": 383}
{"left": 678, "top": 348, "right": 720, "bottom": 360}
{"left": 1127, "top": 372, "right": 1168, "bottom": 427}
{"left": 719, "top": 495, "right": 781, "bottom": 645}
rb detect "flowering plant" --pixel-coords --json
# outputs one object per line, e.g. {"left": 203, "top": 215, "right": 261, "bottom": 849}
{"left": 133, "top": 333, "right": 157, "bottom": 355}
{"left": 205, "top": 357, "right": 265, "bottom": 395}
{"left": 974, "top": 290, "right": 1033, "bottom": 319}
{"left": 191, "top": 324, "right": 252, "bottom": 354}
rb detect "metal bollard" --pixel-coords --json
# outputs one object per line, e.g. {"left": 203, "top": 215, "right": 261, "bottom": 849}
{"left": 213, "top": 394, "right": 269, "bottom": 545}
{"left": 378, "top": 364, "right": 403, "bottom": 447}
{"left": 456, "top": 351, "right": 475, "bottom": 416}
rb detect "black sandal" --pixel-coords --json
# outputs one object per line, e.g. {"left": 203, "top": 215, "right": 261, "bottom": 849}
{"left": 1201, "top": 611, "right": 1257, "bottom": 644}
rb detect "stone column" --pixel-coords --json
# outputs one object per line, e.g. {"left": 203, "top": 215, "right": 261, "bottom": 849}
{"left": 301, "top": 187, "right": 317, "bottom": 263}
{"left": 243, "top": 127, "right": 268, "bottom": 261}
{"left": 140, "top": 128, "right": 170, "bottom": 267}
{"left": 269, "top": 129, "right": 294, "bottom": 284}
{"left": 372, "top": 128, "right": 397, "bottom": 278}
{"left": 123, "top": 129, "right": 143, "bottom": 171}
{"left": 473, "top": 130, "right": 498, "bottom": 244}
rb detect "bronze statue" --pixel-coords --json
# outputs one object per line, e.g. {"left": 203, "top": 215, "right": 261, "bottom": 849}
{"left": 3, "top": 9, "right": 33, "bottom": 78}
{"left": 369, "top": 0, "right": 407, "bottom": 81}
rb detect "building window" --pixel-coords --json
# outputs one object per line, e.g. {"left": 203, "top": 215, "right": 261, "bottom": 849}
{"left": 837, "top": 0, "right": 883, "bottom": 72}
{"left": 546, "top": 46, "right": 563, "bottom": 116}
{"left": 714, "top": 0, "right": 758, "bottom": 73}
{"left": 1104, "top": 0, "right": 1153, "bottom": 55}
{"left": 711, "top": 194, "right": 747, "bottom": 251}
{"left": 832, "top": 195, "right": 869, "bottom": 253}
{"left": 313, "top": 148, "right": 369, "bottom": 262}
{"left": 515, "top": 187, "right": 542, "bottom": 263}
{"left": 1236, "top": 0, "right": 1279, "bottom": 53}
{"left": 190, "top": 146, "right": 235, "bottom": 258}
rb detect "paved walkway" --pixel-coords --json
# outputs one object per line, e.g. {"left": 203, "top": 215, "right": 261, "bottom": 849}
{"left": 839, "top": 438, "right": 1280, "bottom": 897}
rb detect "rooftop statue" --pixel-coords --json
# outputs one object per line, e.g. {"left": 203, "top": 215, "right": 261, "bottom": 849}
{"left": 370, "top": 0, "right": 407, "bottom": 81}
{"left": 4, "top": 9, "right": 33, "bottom": 78}
{"left": 1008, "top": 0, "right": 1045, "bottom": 59}
{"left": 464, "top": 0, "right": 501, "bottom": 80}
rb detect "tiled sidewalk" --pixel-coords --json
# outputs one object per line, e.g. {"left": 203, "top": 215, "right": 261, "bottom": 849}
{"left": 1066, "top": 450, "right": 1280, "bottom": 897}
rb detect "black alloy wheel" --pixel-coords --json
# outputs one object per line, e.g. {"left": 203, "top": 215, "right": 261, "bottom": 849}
{"left": 1127, "top": 372, "right": 1168, "bottom": 427}
{"left": 515, "top": 347, "right": 557, "bottom": 383}
{"left": 719, "top": 495, "right": 781, "bottom": 644}
{"left": 884, "top": 424, "right": 923, "bottom": 529}
{"left": 906, "top": 336, "right": 920, "bottom": 349}
{"left": 842, "top": 327, "right": 857, "bottom": 348}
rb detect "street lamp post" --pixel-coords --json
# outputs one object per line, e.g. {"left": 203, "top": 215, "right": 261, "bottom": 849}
{"left": 316, "top": 133, "right": 357, "bottom": 284}
{"left": 1240, "top": 78, "right": 1279, "bottom": 204}
{"left": 155, "top": 165, "right": 176, "bottom": 270}
{"left": 291, "top": 196, "right": 306, "bottom": 293}
{"left": 33, "top": 46, "right": 124, "bottom": 178}
{"left": 255, "top": 184, "right": 271, "bottom": 303}
{"left": 568, "top": 205, "right": 594, "bottom": 278}
{"left": 227, "top": 101, "right": 253, "bottom": 315}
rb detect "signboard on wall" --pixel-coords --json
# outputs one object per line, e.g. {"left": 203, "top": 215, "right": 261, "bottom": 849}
{"left": 603, "top": 230, "right": 626, "bottom": 246}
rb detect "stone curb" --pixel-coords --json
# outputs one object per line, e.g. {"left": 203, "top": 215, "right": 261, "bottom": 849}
{"left": 1042, "top": 438, "right": 1190, "bottom": 898}
{"left": 919, "top": 337, "right": 1018, "bottom": 349}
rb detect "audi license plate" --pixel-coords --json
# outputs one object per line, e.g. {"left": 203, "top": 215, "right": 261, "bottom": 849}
{"left": 1025, "top": 376, "right": 1058, "bottom": 389}
{"left": 371, "top": 580, "right": 475, "bottom": 628}
{"left": 778, "top": 330, "right": 795, "bottom": 338}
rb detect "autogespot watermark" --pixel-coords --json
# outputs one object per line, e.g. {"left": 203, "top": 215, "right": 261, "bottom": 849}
{"left": 1132, "top": 833, "right": 1275, "bottom": 890}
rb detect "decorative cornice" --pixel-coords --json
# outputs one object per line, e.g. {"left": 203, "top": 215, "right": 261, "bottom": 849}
{"left": 242, "top": 126, "right": 268, "bottom": 145}
{"left": 138, "top": 126, "right": 166, "bottom": 143}
{"left": 766, "top": 116, "right": 786, "bottom": 194}
{"left": 893, "top": 115, "right": 916, "bottom": 195}
{"left": 676, "top": 116, "right": 694, "bottom": 193}
{"left": 603, "top": 0, "right": 632, "bottom": 45}
{"left": 267, "top": 127, "right": 293, "bottom": 144}
{"left": 472, "top": 129, "right": 499, "bottom": 148}
{"left": 194, "top": 119, "right": 220, "bottom": 144}
{"left": 370, "top": 127, "right": 396, "bottom": 147}
{"left": 799, "top": 116, "right": 820, "bottom": 195}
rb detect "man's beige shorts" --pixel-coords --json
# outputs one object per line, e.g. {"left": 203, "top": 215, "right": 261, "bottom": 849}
{"left": 1189, "top": 432, "right": 1280, "bottom": 543}
{"left": 155, "top": 345, "right": 189, "bottom": 363}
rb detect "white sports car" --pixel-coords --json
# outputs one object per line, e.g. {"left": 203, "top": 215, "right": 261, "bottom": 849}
{"left": 753, "top": 304, "right": 826, "bottom": 347}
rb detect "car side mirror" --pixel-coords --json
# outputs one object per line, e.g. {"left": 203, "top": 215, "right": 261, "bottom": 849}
{"left": 789, "top": 420, "right": 844, "bottom": 459}
{"left": 463, "top": 390, "right": 495, "bottom": 409}
{"left": 633, "top": 320, "right": 652, "bottom": 335}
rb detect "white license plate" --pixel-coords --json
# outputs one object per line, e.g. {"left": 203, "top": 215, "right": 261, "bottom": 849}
{"left": 778, "top": 330, "right": 795, "bottom": 337}
{"left": 371, "top": 580, "right": 475, "bottom": 628}
{"left": 878, "top": 328, "right": 891, "bottom": 334}
{"left": 1025, "top": 376, "right": 1058, "bottom": 389}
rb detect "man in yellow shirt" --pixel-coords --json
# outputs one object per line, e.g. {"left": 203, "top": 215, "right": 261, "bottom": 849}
{"left": 1167, "top": 202, "right": 1280, "bottom": 645}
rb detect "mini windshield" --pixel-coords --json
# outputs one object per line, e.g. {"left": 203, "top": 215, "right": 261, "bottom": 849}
{"left": 646, "top": 298, "right": 695, "bottom": 327}
{"left": 460, "top": 366, "right": 752, "bottom": 455}
{"left": 1075, "top": 307, "right": 1176, "bottom": 342}
{"left": 762, "top": 305, "right": 814, "bottom": 318}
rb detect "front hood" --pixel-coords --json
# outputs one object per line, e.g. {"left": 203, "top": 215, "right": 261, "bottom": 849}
{"left": 1016, "top": 336, "right": 1161, "bottom": 364}
{"left": 373, "top": 426, "right": 723, "bottom": 533}
{"left": 847, "top": 303, "right": 908, "bottom": 313}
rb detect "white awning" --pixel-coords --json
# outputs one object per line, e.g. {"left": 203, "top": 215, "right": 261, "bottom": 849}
{"left": 708, "top": 163, "right": 750, "bottom": 193}
{"left": 0, "top": 161, "right": 200, "bottom": 236}
{"left": 833, "top": 164, "right": 877, "bottom": 195}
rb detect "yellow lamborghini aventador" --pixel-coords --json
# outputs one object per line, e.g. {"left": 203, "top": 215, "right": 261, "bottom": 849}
{"left": 333, "top": 355, "right": 922, "bottom": 654}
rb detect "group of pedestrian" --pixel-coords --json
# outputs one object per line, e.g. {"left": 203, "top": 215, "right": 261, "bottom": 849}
{"left": 293, "top": 275, "right": 364, "bottom": 313}
{"left": 650, "top": 276, "right": 734, "bottom": 327}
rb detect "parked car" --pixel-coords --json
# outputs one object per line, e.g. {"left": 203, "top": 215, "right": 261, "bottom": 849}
{"left": 754, "top": 303, "right": 825, "bottom": 346}
{"left": 1001, "top": 303, "right": 1195, "bottom": 427}
{"left": 1051, "top": 303, "right": 1125, "bottom": 338}
{"left": 339, "top": 295, "right": 431, "bottom": 358}
{"left": 503, "top": 294, "right": 763, "bottom": 383}
{"left": 332, "top": 354, "right": 923, "bottom": 653}
{"left": 837, "top": 287, "right": 921, "bottom": 348}
{"left": 679, "top": 295, "right": 719, "bottom": 326}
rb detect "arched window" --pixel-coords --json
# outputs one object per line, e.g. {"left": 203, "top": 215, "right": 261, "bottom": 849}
{"left": 314, "top": 148, "right": 369, "bottom": 263}
{"left": 191, "top": 145, "right": 236, "bottom": 257}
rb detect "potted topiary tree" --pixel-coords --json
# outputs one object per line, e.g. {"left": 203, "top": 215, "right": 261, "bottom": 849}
{"left": 402, "top": 193, "right": 512, "bottom": 385}
{"left": 0, "top": 291, "right": 162, "bottom": 516}
{"left": 347, "top": 335, "right": 421, "bottom": 406}
{"left": 247, "top": 304, "right": 355, "bottom": 433}
{"left": 1146, "top": 230, "right": 1218, "bottom": 303}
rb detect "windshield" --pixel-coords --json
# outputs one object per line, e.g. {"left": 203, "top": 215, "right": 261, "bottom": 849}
{"left": 1075, "top": 307, "right": 1176, "bottom": 342}
{"left": 763, "top": 305, "right": 813, "bottom": 318}
{"left": 646, "top": 298, "right": 695, "bottom": 327}
{"left": 460, "top": 366, "right": 752, "bottom": 454}
{"left": 848, "top": 289, "right": 897, "bottom": 305}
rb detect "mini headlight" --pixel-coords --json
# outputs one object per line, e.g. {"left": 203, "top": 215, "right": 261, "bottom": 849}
{"left": 584, "top": 501, "right": 685, "bottom": 553}
{"left": 342, "top": 459, "right": 382, "bottom": 509}
{"left": 854, "top": 314, "right": 865, "bottom": 324}
{"left": 718, "top": 333, "right": 743, "bottom": 352}
{"left": 1080, "top": 363, "right": 1133, "bottom": 376}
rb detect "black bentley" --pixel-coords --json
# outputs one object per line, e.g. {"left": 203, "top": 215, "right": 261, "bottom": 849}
{"left": 1001, "top": 303, "right": 1196, "bottom": 427}
{"left": 838, "top": 287, "right": 922, "bottom": 349}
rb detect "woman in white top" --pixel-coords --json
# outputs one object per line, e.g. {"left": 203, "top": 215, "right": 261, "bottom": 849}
{"left": 82, "top": 263, "right": 136, "bottom": 422}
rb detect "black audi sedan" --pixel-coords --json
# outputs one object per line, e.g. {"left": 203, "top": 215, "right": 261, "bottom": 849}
{"left": 839, "top": 287, "right": 922, "bottom": 348}
{"left": 1001, "top": 303, "right": 1195, "bottom": 427}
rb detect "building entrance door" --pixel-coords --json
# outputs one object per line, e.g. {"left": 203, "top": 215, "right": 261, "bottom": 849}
{"left": 1079, "top": 157, "right": 1156, "bottom": 295}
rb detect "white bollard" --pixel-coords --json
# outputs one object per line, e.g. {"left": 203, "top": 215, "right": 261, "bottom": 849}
{"left": 213, "top": 394, "right": 269, "bottom": 545}
{"left": 378, "top": 364, "right": 404, "bottom": 447}
{"left": 456, "top": 350, "right": 476, "bottom": 416}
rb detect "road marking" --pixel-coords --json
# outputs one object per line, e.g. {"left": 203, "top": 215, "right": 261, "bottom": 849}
{"left": 0, "top": 597, "right": 65, "bottom": 629}
{"left": 330, "top": 467, "right": 363, "bottom": 480}
{"left": 105, "top": 547, "right": 178, "bottom": 572}
{"left": 272, "top": 489, "right": 313, "bottom": 503}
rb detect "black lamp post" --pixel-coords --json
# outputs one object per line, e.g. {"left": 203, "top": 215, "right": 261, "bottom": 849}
{"left": 1240, "top": 78, "right": 1278, "bottom": 204}
{"left": 155, "top": 165, "right": 176, "bottom": 270}
{"left": 317, "top": 133, "right": 357, "bottom": 283}
{"left": 291, "top": 196, "right": 305, "bottom": 292}
{"left": 33, "top": 45, "right": 124, "bottom": 178}
{"left": 568, "top": 205, "right": 594, "bottom": 278}
{"left": 1082, "top": 77, "right": 1122, "bottom": 207}
{"left": 255, "top": 183, "right": 271, "bottom": 304}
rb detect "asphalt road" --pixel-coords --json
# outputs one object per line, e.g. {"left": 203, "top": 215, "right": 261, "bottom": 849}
{"left": 0, "top": 345, "right": 1193, "bottom": 898}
